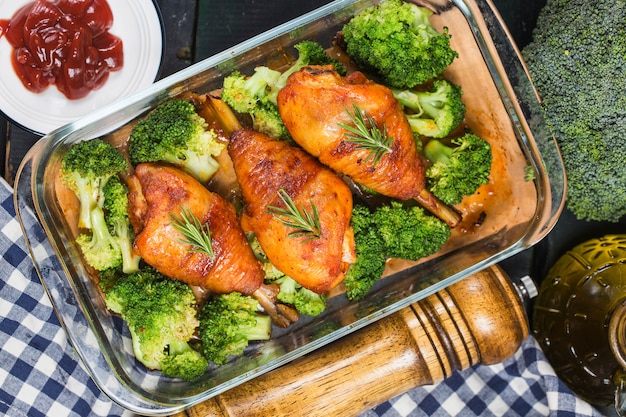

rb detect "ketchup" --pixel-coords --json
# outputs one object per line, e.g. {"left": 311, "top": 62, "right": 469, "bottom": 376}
{"left": 0, "top": 0, "right": 123, "bottom": 100}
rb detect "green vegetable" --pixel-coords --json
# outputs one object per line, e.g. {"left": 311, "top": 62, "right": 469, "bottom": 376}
{"left": 61, "top": 138, "right": 129, "bottom": 271}
{"left": 102, "top": 176, "right": 141, "bottom": 274}
{"left": 521, "top": 0, "right": 626, "bottom": 222}
{"left": 342, "top": 0, "right": 458, "bottom": 89}
{"left": 198, "top": 292, "right": 272, "bottom": 365}
{"left": 345, "top": 201, "right": 451, "bottom": 300}
{"left": 221, "top": 40, "right": 346, "bottom": 140}
{"left": 392, "top": 79, "right": 465, "bottom": 138}
{"left": 423, "top": 133, "right": 492, "bottom": 206}
{"left": 128, "top": 98, "right": 225, "bottom": 183}
{"left": 269, "top": 274, "right": 327, "bottom": 317}
{"left": 104, "top": 266, "right": 208, "bottom": 380}
{"left": 343, "top": 204, "right": 387, "bottom": 301}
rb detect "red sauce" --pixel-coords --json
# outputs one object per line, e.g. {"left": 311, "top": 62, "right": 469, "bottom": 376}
{"left": 0, "top": 0, "right": 123, "bottom": 100}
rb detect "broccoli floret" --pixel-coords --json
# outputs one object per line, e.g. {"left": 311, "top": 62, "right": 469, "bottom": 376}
{"left": 105, "top": 266, "right": 208, "bottom": 380}
{"left": 392, "top": 79, "right": 465, "bottom": 138}
{"left": 221, "top": 68, "right": 290, "bottom": 140}
{"left": 373, "top": 201, "right": 451, "bottom": 260}
{"left": 344, "top": 201, "right": 450, "bottom": 300}
{"left": 342, "top": 0, "right": 458, "bottom": 89}
{"left": 344, "top": 204, "right": 387, "bottom": 301}
{"left": 102, "top": 176, "right": 141, "bottom": 274}
{"left": 221, "top": 40, "right": 345, "bottom": 140}
{"left": 269, "top": 274, "right": 327, "bottom": 317}
{"left": 268, "top": 40, "right": 347, "bottom": 104}
{"left": 128, "top": 98, "right": 225, "bottom": 183}
{"left": 423, "top": 133, "right": 492, "bottom": 205}
{"left": 61, "top": 138, "right": 129, "bottom": 271}
{"left": 198, "top": 292, "right": 272, "bottom": 365}
{"left": 521, "top": 0, "right": 626, "bottom": 222}
{"left": 61, "top": 138, "right": 129, "bottom": 230}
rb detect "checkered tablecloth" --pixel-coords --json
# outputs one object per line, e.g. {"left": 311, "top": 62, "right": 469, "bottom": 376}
{"left": 0, "top": 176, "right": 606, "bottom": 417}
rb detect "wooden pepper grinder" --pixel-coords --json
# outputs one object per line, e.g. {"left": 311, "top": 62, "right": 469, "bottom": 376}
{"left": 175, "top": 264, "right": 530, "bottom": 417}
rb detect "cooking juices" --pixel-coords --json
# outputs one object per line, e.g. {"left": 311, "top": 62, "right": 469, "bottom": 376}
{"left": 0, "top": 0, "right": 123, "bottom": 100}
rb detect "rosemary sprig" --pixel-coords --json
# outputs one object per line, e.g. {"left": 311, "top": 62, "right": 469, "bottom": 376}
{"left": 170, "top": 207, "right": 215, "bottom": 258}
{"left": 339, "top": 103, "right": 394, "bottom": 166}
{"left": 266, "top": 188, "right": 321, "bottom": 242}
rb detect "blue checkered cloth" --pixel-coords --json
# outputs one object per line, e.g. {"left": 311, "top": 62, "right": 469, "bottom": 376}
{"left": 0, "top": 177, "right": 606, "bottom": 417}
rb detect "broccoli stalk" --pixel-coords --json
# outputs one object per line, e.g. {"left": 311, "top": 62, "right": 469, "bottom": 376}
{"left": 128, "top": 98, "right": 225, "bottom": 183}
{"left": 423, "top": 133, "right": 492, "bottom": 206}
{"left": 344, "top": 201, "right": 451, "bottom": 301}
{"left": 61, "top": 138, "right": 129, "bottom": 271}
{"left": 198, "top": 292, "right": 272, "bottom": 365}
{"left": 221, "top": 40, "right": 346, "bottom": 140}
{"left": 75, "top": 205, "right": 122, "bottom": 271}
{"left": 341, "top": 0, "right": 458, "bottom": 89}
{"left": 392, "top": 79, "right": 466, "bottom": 138}
{"left": 104, "top": 266, "right": 208, "bottom": 380}
{"left": 102, "top": 176, "right": 141, "bottom": 274}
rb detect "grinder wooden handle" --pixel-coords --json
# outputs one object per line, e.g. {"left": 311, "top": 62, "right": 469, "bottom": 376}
{"left": 175, "top": 264, "right": 528, "bottom": 417}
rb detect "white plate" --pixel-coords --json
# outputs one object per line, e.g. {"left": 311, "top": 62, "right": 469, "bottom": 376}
{"left": 0, "top": 0, "right": 163, "bottom": 135}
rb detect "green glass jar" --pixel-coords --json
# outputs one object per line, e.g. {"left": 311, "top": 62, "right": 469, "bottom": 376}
{"left": 533, "top": 234, "right": 626, "bottom": 410}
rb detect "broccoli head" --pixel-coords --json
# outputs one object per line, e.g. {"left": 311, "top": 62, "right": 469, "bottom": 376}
{"left": 521, "top": 0, "right": 626, "bottom": 222}
{"left": 61, "top": 138, "right": 129, "bottom": 271}
{"left": 343, "top": 204, "right": 387, "bottom": 301}
{"left": 61, "top": 138, "right": 129, "bottom": 230}
{"left": 423, "top": 133, "right": 492, "bottom": 206}
{"left": 105, "top": 266, "right": 208, "bottom": 380}
{"left": 344, "top": 201, "right": 450, "bottom": 301}
{"left": 128, "top": 98, "right": 225, "bottom": 183}
{"left": 198, "top": 292, "right": 272, "bottom": 365}
{"left": 392, "top": 79, "right": 466, "bottom": 138}
{"left": 373, "top": 200, "right": 451, "bottom": 260}
{"left": 342, "top": 0, "right": 458, "bottom": 89}
{"left": 221, "top": 68, "right": 290, "bottom": 141}
{"left": 221, "top": 40, "right": 345, "bottom": 141}
{"left": 102, "top": 176, "right": 141, "bottom": 274}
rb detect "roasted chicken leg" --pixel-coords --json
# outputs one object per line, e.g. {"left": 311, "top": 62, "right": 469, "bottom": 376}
{"left": 229, "top": 128, "right": 356, "bottom": 294}
{"left": 128, "top": 162, "right": 297, "bottom": 327}
{"left": 277, "top": 65, "right": 461, "bottom": 227}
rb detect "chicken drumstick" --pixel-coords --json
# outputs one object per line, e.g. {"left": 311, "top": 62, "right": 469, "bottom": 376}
{"left": 277, "top": 65, "right": 461, "bottom": 227}
{"left": 229, "top": 128, "right": 356, "bottom": 294}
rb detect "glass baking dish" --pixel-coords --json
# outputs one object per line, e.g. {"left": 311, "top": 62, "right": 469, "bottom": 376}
{"left": 13, "top": 0, "right": 565, "bottom": 414}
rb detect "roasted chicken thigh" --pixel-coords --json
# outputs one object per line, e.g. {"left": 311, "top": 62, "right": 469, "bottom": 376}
{"left": 277, "top": 65, "right": 461, "bottom": 227}
{"left": 229, "top": 128, "right": 356, "bottom": 294}
{"left": 130, "top": 162, "right": 264, "bottom": 294}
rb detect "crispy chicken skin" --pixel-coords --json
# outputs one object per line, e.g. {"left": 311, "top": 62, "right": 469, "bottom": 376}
{"left": 229, "top": 128, "right": 356, "bottom": 294}
{"left": 277, "top": 65, "right": 461, "bottom": 227}
{"left": 277, "top": 66, "right": 424, "bottom": 200}
{"left": 129, "top": 162, "right": 264, "bottom": 295}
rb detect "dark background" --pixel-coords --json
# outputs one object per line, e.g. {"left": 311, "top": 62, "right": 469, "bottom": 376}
{"left": 2, "top": 0, "right": 625, "bottom": 315}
